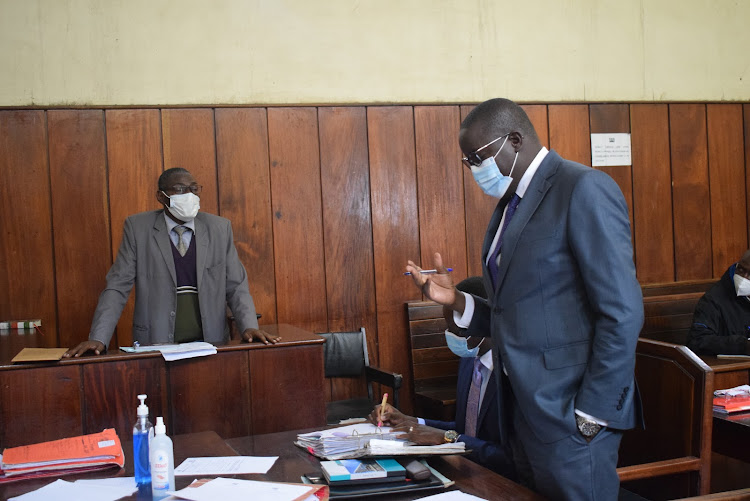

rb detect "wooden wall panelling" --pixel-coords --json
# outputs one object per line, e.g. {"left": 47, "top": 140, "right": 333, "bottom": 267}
{"left": 215, "top": 108, "right": 277, "bottom": 324}
{"left": 414, "top": 106, "right": 468, "bottom": 283}
{"left": 104, "top": 110, "right": 164, "bottom": 348}
{"left": 169, "top": 350, "right": 251, "bottom": 437}
{"left": 318, "top": 107, "right": 378, "bottom": 402}
{"left": 461, "top": 105, "right": 497, "bottom": 279}
{"left": 669, "top": 104, "right": 712, "bottom": 280}
{"left": 589, "top": 104, "right": 635, "bottom": 242}
{"left": 161, "top": 109, "right": 219, "bottom": 215}
{"left": 707, "top": 104, "right": 747, "bottom": 275}
{"left": 630, "top": 104, "right": 675, "bottom": 283}
{"left": 267, "top": 108, "right": 327, "bottom": 333}
{"left": 522, "top": 104, "right": 550, "bottom": 149}
{"left": 0, "top": 366, "right": 82, "bottom": 448}
{"left": 81, "top": 357, "right": 167, "bottom": 441}
{"left": 548, "top": 104, "right": 591, "bottom": 166}
{"left": 0, "top": 111, "right": 57, "bottom": 347}
{"left": 367, "top": 106, "right": 421, "bottom": 415}
{"left": 746, "top": 104, "right": 750, "bottom": 249}
{"left": 48, "top": 110, "right": 111, "bottom": 349}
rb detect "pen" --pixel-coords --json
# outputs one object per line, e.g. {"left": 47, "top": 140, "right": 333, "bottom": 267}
{"left": 403, "top": 268, "right": 453, "bottom": 276}
{"left": 378, "top": 393, "right": 388, "bottom": 427}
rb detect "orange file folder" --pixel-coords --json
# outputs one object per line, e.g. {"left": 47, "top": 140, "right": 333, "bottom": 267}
{"left": 1, "top": 428, "right": 124, "bottom": 476}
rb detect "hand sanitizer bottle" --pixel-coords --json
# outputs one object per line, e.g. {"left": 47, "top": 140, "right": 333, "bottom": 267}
{"left": 133, "top": 394, "right": 153, "bottom": 491}
{"left": 150, "top": 416, "right": 175, "bottom": 500}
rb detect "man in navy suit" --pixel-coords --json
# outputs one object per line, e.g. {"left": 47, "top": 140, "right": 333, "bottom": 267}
{"left": 372, "top": 277, "right": 514, "bottom": 478}
{"left": 406, "top": 98, "right": 643, "bottom": 500}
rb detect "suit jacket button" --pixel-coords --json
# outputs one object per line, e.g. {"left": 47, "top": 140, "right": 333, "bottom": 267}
{"left": 170, "top": 311, "right": 176, "bottom": 317}
{"left": 624, "top": 386, "right": 629, "bottom": 393}
{"left": 616, "top": 404, "right": 623, "bottom": 410}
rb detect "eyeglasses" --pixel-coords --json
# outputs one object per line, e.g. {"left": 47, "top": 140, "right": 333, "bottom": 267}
{"left": 166, "top": 184, "right": 203, "bottom": 195}
{"left": 461, "top": 133, "right": 510, "bottom": 168}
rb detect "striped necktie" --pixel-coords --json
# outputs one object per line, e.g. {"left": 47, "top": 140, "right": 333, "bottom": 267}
{"left": 488, "top": 194, "right": 521, "bottom": 286}
{"left": 174, "top": 226, "right": 188, "bottom": 257}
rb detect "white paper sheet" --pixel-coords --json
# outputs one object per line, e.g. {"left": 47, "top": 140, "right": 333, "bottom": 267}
{"left": 169, "top": 477, "right": 314, "bottom": 501}
{"left": 10, "top": 479, "right": 136, "bottom": 501}
{"left": 416, "top": 491, "right": 488, "bottom": 501}
{"left": 175, "top": 456, "right": 278, "bottom": 476}
{"left": 75, "top": 476, "right": 138, "bottom": 492}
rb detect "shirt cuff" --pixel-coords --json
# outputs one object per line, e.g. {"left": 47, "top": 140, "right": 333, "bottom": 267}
{"left": 575, "top": 409, "right": 608, "bottom": 427}
{"left": 453, "top": 292, "right": 475, "bottom": 329}
{"left": 417, "top": 417, "right": 425, "bottom": 425}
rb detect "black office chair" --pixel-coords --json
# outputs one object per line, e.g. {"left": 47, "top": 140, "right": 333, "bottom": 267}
{"left": 319, "top": 327, "right": 403, "bottom": 425}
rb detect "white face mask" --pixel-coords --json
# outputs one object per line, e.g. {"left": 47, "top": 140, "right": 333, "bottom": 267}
{"left": 733, "top": 272, "right": 750, "bottom": 297}
{"left": 470, "top": 136, "right": 519, "bottom": 199}
{"left": 163, "top": 192, "right": 200, "bottom": 222}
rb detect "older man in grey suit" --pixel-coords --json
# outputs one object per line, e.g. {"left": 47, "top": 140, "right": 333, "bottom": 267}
{"left": 406, "top": 98, "right": 643, "bottom": 500}
{"left": 65, "top": 167, "right": 279, "bottom": 357}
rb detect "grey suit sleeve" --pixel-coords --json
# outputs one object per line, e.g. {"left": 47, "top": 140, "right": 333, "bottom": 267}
{"left": 224, "top": 221, "right": 259, "bottom": 333}
{"left": 89, "top": 217, "right": 138, "bottom": 347}
{"left": 568, "top": 170, "right": 644, "bottom": 427}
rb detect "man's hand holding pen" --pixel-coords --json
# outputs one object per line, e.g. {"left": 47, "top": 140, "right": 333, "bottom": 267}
{"left": 405, "top": 252, "right": 465, "bottom": 314}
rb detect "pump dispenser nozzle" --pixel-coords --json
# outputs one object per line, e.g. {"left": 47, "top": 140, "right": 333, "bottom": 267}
{"left": 137, "top": 394, "right": 149, "bottom": 417}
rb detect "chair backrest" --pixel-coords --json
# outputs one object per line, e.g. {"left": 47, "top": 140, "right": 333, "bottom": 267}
{"left": 617, "top": 338, "right": 714, "bottom": 499}
{"left": 319, "top": 328, "right": 369, "bottom": 378}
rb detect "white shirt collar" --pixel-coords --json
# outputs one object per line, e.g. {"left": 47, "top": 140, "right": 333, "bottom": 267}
{"left": 514, "top": 147, "right": 548, "bottom": 198}
{"left": 163, "top": 211, "right": 196, "bottom": 233}
{"left": 479, "top": 348, "right": 493, "bottom": 371}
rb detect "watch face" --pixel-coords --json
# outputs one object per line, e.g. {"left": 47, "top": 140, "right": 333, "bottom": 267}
{"left": 444, "top": 430, "right": 458, "bottom": 443}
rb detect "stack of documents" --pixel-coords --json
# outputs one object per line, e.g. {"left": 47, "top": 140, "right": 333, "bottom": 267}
{"left": 169, "top": 477, "right": 328, "bottom": 501}
{"left": 120, "top": 341, "right": 217, "bottom": 361}
{"left": 713, "top": 384, "right": 750, "bottom": 414}
{"left": 0, "top": 429, "right": 124, "bottom": 482}
{"left": 296, "top": 423, "right": 465, "bottom": 460}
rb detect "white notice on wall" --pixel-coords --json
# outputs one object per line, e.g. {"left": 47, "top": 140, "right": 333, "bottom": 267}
{"left": 590, "top": 133, "right": 632, "bottom": 167}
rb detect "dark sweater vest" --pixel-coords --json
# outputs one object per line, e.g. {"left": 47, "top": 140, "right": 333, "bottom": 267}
{"left": 171, "top": 233, "right": 203, "bottom": 343}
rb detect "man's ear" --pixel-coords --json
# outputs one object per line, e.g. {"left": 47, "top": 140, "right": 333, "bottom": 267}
{"left": 509, "top": 131, "right": 524, "bottom": 152}
{"left": 156, "top": 190, "right": 167, "bottom": 206}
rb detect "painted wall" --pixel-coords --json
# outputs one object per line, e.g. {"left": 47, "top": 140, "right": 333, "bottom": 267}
{"left": 1, "top": 0, "right": 748, "bottom": 106}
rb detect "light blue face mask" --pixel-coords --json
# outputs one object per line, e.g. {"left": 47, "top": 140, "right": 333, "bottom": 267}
{"left": 445, "top": 330, "right": 484, "bottom": 358}
{"left": 470, "top": 136, "right": 519, "bottom": 199}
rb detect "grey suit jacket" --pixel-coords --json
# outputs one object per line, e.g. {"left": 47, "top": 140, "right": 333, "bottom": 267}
{"left": 468, "top": 150, "right": 644, "bottom": 444}
{"left": 89, "top": 210, "right": 259, "bottom": 347}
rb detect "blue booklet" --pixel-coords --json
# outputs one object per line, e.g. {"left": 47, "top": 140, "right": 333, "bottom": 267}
{"left": 321, "top": 458, "right": 406, "bottom": 484}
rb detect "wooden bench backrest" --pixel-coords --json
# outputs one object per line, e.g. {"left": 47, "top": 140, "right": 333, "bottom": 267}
{"left": 617, "top": 338, "right": 714, "bottom": 498}
{"left": 406, "top": 301, "right": 458, "bottom": 391}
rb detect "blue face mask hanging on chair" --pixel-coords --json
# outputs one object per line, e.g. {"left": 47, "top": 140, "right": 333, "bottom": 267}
{"left": 445, "top": 330, "right": 484, "bottom": 358}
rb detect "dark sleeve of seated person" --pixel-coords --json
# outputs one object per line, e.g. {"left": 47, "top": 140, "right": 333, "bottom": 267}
{"left": 687, "top": 269, "right": 750, "bottom": 356}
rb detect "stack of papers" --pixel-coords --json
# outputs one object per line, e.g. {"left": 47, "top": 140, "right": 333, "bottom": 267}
{"left": 169, "top": 477, "right": 327, "bottom": 501}
{"left": 714, "top": 384, "right": 750, "bottom": 414}
{"left": 0, "top": 429, "right": 124, "bottom": 481}
{"left": 296, "top": 423, "right": 465, "bottom": 460}
{"left": 120, "top": 341, "right": 217, "bottom": 361}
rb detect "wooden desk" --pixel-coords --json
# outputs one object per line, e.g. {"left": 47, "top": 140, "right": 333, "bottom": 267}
{"left": 0, "top": 429, "right": 542, "bottom": 501}
{"left": 225, "top": 427, "right": 543, "bottom": 500}
{"left": 702, "top": 356, "right": 750, "bottom": 391}
{"left": 0, "top": 324, "right": 326, "bottom": 449}
{"left": 712, "top": 411, "right": 750, "bottom": 464}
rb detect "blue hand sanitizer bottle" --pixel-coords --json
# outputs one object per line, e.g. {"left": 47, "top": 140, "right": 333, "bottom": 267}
{"left": 133, "top": 394, "right": 153, "bottom": 491}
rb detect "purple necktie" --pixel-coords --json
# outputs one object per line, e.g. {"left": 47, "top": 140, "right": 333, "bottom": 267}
{"left": 465, "top": 358, "right": 483, "bottom": 437}
{"left": 488, "top": 194, "right": 521, "bottom": 285}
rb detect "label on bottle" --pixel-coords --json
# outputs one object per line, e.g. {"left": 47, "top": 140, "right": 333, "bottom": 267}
{"left": 151, "top": 449, "right": 170, "bottom": 490}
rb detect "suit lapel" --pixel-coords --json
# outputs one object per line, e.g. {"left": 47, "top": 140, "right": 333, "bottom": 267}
{"left": 493, "top": 152, "right": 559, "bottom": 292}
{"left": 154, "top": 212, "right": 177, "bottom": 286}
{"left": 195, "top": 216, "right": 208, "bottom": 290}
{"left": 454, "top": 359, "right": 472, "bottom": 430}
{"left": 482, "top": 201, "right": 506, "bottom": 296}
{"left": 477, "top": 365, "right": 497, "bottom": 429}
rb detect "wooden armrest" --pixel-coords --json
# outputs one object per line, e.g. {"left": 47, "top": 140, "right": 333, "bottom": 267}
{"left": 617, "top": 456, "right": 701, "bottom": 482}
{"left": 365, "top": 366, "right": 403, "bottom": 390}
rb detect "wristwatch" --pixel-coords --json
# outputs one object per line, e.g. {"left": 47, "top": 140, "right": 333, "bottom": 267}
{"left": 575, "top": 415, "right": 602, "bottom": 438}
{"left": 444, "top": 430, "right": 459, "bottom": 443}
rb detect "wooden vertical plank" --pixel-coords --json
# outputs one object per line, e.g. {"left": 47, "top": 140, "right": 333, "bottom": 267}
{"left": 670, "top": 104, "right": 712, "bottom": 280}
{"left": 589, "top": 104, "right": 635, "bottom": 241}
{"left": 368, "top": 106, "right": 421, "bottom": 415}
{"left": 319, "top": 107, "right": 377, "bottom": 402}
{"left": 548, "top": 104, "right": 591, "bottom": 166}
{"left": 414, "top": 106, "right": 467, "bottom": 283}
{"left": 267, "top": 108, "right": 327, "bottom": 333}
{"left": 105, "top": 109, "right": 164, "bottom": 348}
{"left": 631, "top": 104, "right": 675, "bottom": 283}
{"left": 0, "top": 111, "right": 57, "bottom": 347}
{"left": 522, "top": 104, "right": 549, "bottom": 149}
{"left": 0, "top": 366, "right": 82, "bottom": 448}
{"left": 215, "top": 108, "right": 277, "bottom": 324}
{"left": 461, "top": 105, "right": 497, "bottom": 279}
{"left": 48, "top": 110, "right": 111, "bottom": 349}
{"left": 707, "top": 104, "right": 747, "bottom": 275}
{"left": 746, "top": 105, "right": 750, "bottom": 251}
{"left": 161, "top": 109, "right": 218, "bottom": 215}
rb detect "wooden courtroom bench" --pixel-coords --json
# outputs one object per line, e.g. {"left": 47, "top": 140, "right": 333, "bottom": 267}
{"left": 406, "top": 279, "right": 716, "bottom": 422}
